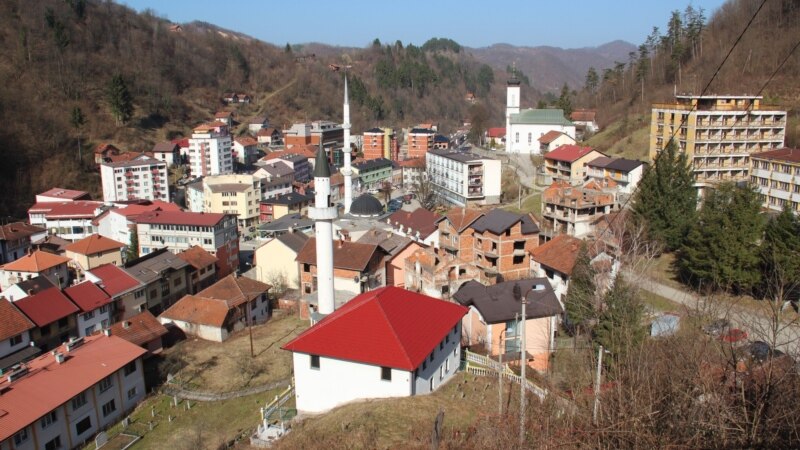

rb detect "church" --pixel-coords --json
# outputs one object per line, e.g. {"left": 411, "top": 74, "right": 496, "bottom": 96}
{"left": 505, "top": 73, "right": 576, "bottom": 154}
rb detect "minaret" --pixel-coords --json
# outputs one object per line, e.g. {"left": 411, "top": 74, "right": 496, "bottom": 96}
{"left": 505, "top": 64, "right": 521, "bottom": 153}
{"left": 341, "top": 74, "right": 354, "bottom": 214}
{"left": 308, "top": 144, "right": 337, "bottom": 314}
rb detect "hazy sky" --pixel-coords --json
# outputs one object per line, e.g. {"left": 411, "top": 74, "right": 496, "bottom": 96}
{"left": 121, "top": 0, "right": 728, "bottom": 49}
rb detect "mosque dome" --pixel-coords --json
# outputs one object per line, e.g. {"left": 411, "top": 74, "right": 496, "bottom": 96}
{"left": 350, "top": 194, "right": 384, "bottom": 217}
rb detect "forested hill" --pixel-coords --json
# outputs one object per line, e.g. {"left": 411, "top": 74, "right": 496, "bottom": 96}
{"left": 0, "top": 1, "right": 513, "bottom": 218}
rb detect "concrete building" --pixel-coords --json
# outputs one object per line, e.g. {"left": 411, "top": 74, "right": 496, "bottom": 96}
{"left": 649, "top": 94, "right": 786, "bottom": 192}
{"left": 386, "top": 207, "right": 441, "bottom": 248}
{"left": 282, "top": 287, "right": 467, "bottom": 413}
{"left": 232, "top": 136, "right": 260, "bottom": 167}
{"left": 202, "top": 174, "right": 262, "bottom": 232}
{"left": 100, "top": 155, "right": 169, "bottom": 203}
{"left": 252, "top": 161, "right": 294, "bottom": 200}
{"left": 570, "top": 109, "right": 600, "bottom": 139}
{"left": 407, "top": 128, "right": 435, "bottom": 159}
{"left": 63, "top": 281, "right": 114, "bottom": 337}
{"left": 259, "top": 192, "right": 313, "bottom": 223}
{"left": 151, "top": 141, "right": 181, "bottom": 166}
{"left": 352, "top": 158, "right": 393, "bottom": 192}
{"left": 585, "top": 157, "right": 647, "bottom": 195}
{"left": 0, "top": 223, "right": 46, "bottom": 264}
{"left": 0, "top": 298, "right": 37, "bottom": 371}
{"left": 12, "top": 287, "right": 79, "bottom": 351}
{"left": 541, "top": 180, "right": 617, "bottom": 238}
{"left": 0, "top": 251, "right": 70, "bottom": 291}
{"left": 34, "top": 188, "right": 91, "bottom": 203}
{"left": 363, "top": 127, "right": 399, "bottom": 161}
{"left": 538, "top": 130, "right": 576, "bottom": 154}
{"left": 64, "top": 234, "right": 125, "bottom": 276}
{"left": 529, "top": 234, "right": 583, "bottom": 303}
{"left": 176, "top": 245, "right": 218, "bottom": 294}
{"left": 28, "top": 201, "right": 106, "bottom": 242}
{"left": 507, "top": 108, "right": 576, "bottom": 155}
{"left": 253, "top": 231, "right": 309, "bottom": 290}
{"left": 85, "top": 264, "right": 147, "bottom": 321}
{"left": 426, "top": 148, "right": 502, "bottom": 207}
{"left": 469, "top": 209, "right": 540, "bottom": 283}
{"left": 543, "top": 145, "right": 607, "bottom": 185}
{"left": 296, "top": 237, "right": 386, "bottom": 302}
{"left": 749, "top": 148, "right": 800, "bottom": 213}
{"left": 123, "top": 249, "right": 190, "bottom": 315}
{"left": 95, "top": 201, "right": 181, "bottom": 251}
{"left": 188, "top": 121, "right": 233, "bottom": 177}
{"left": 260, "top": 153, "right": 312, "bottom": 183}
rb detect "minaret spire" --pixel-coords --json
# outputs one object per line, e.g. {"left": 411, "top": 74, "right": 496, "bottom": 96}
{"left": 309, "top": 142, "right": 337, "bottom": 315}
{"left": 341, "top": 73, "right": 354, "bottom": 214}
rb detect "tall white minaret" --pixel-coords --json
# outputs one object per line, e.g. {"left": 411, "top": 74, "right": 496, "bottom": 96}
{"left": 505, "top": 65, "right": 521, "bottom": 153}
{"left": 308, "top": 144, "right": 337, "bottom": 314}
{"left": 341, "top": 74, "right": 354, "bottom": 214}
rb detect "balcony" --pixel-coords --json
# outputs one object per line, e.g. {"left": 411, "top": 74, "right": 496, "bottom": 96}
{"left": 468, "top": 167, "right": 483, "bottom": 175}
{"left": 468, "top": 177, "right": 483, "bottom": 186}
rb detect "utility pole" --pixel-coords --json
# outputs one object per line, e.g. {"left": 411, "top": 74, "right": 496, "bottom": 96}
{"left": 519, "top": 295, "right": 527, "bottom": 446}
{"left": 498, "top": 331, "right": 504, "bottom": 416}
{"left": 593, "top": 345, "right": 604, "bottom": 425}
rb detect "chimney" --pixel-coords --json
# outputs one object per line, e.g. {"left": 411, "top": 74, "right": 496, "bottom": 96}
{"left": 54, "top": 353, "right": 66, "bottom": 364}
{"left": 338, "top": 239, "right": 344, "bottom": 248}
{"left": 103, "top": 328, "right": 112, "bottom": 336}
{"left": 123, "top": 321, "right": 131, "bottom": 329}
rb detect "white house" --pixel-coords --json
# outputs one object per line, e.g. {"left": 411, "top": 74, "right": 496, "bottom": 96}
{"left": 64, "top": 281, "right": 114, "bottom": 337}
{"left": 151, "top": 141, "right": 181, "bottom": 166}
{"left": 28, "top": 201, "right": 106, "bottom": 242}
{"left": 100, "top": 155, "right": 169, "bottom": 203}
{"left": 185, "top": 179, "right": 205, "bottom": 213}
{"left": 95, "top": 201, "right": 182, "bottom": 249}
{"left": 253, "top": 231, "right": 308, "bottom": 289}
{"left": 0, "top": 251, "right": 70, "bottom": 291}
{"left": 282, "top": 286, "right": 467, "bottom": 414}
{"left": 0, "top": 298, "right": 36, "bottom": 369}
{"left": 585, "top": 157, "right": 647, "bottom": 195}
{"left": 529, "top": 234, "right": 583, "bottom": 305}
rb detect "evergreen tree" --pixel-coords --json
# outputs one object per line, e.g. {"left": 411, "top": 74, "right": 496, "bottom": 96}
{"left": 678, "top": 183, "right": 764, "bottom": 292}
{"left": 284, "top": 42, "right": 291, "bottom": 53}
{"left": 565, "top": 243, "right": 598, "bottom": 334}
{"left": 107, "top": 74, "right": 133, "bottom": 125}
{"left": 594, "top": 276, "right": 645, "bottom": 371}
{"left": 760, "top": 205, "right": 800, "bottom": 303}
{"left": 584, "top": 67, "right": 599, "bottom": 94}
{"left": 631, "top": 139, "right": 696, "bottom": 251}
{"left": 556, "top": 83, "right": 572, "bottom": 116}
{"left": 126, "top": 230, "right": 139, "bottom": 262}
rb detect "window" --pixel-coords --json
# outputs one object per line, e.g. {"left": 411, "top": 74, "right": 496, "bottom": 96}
{"left": 9, "top": 334, "right": 22, "bottom": 346}
{"left": 174, "top": 277, "right": 182, "bottom": 287}
{"left": 251, "top": 301, "right": 257, "bottom": 311}
{"left": 83, "top": 310, "right": 95, "bottom": 321}
{"left": 440, "top": 341, "right": 444, "bottom": 351}
{"left": 99, "top": 375, "right": 113, "bottom": 393}
{"left": 381, "top": 366, "right": 392, "bottom": 381}
{"left": 430, "top": 378, "right": 435, "bottom": 391}
{"left": 429, "top": 352, "right": 434, "bottom": 362}
{"left": 303, "top": 263, "right": 311, "bottom": 273}
{"left": 134, "top": 290, "right": 145, "bottom": 299}
{"left": 85, "top": 326, "right": 95, "bottom": 336}
{"left": 446, "top": 358, "right": 450, "bottom": 373}
{"left": 40, "top": 410, "right": 58, "bottom": 428}
{"left": 310, "top": 354, "right": 320, "bottom": 369}
{"left": 515, "top": 132, "right": 519, "bottom": 143}
{"left": 72, "top": 391, "right": 87, "bottom": 410}
{"left": 41, "top": 323, "right": 52, "bottom": 336}
{"left": 13, "top": 428, "right": 29, "bottom": 445}
{"left": 102, "top": 399, "right": 116, "bottom": 417}
{"left": 127, "top": 387, "right": 138, "bottom": 400}
{"left": 44, "top": 436, "right": 62, "bottom": 450}
{"left": 423, "top": 360, "right": 427, "bottom": 371}
{"left": 124, "top": 361, "right": 137, "bottom": 376}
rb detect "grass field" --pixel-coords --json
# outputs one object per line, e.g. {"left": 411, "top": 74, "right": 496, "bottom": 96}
{"left": 584, "top": 114, "right": 650, "bottom": 160}
{"left": 502, "top": 192, "right": 542, "bottom": 218}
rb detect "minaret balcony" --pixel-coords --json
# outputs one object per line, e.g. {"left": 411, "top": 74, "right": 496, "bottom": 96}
{"left": 309, "top": 206, "right": 338, "bottom": 220}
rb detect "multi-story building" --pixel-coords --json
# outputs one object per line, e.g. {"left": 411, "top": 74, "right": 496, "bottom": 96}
{"left": 64, "top": 234, "right": 125, "bottom": 275}
{"left": 0, "top": 251, "right": 71, "bottom": 291}
{"left": 749, "top": 148, "right": 800, "bottom": 213}
{"left": 134, "top": 210, "right": 239, "bottom": 277}
{"left": 100, "top": 155, "right": 169, "bottom": 202}
{"left": 12, "top": 287, "right": 79, "bottom": 351}
{"left": 649, "top": 95, "right": 786, "bottom": 192}
{"left": 543, "top": 145, "right": 607, "bottom": 185}
{"left": 85, "top": 264, "right": 147, "bottom": 321}
{"left": 123, "top": 248, "right": 190, "bottom": 315}
{"left": 252, "top": 161, "right": 294, "bottom": 199}
{"left": 283, "top": 121, "right": 344, "bottom": 165}
{"left": 260, "top": 153, "right": 312, "bottom": 183}
{"left": 176, "top": 245, "right": 218, "bottom": 294}
{"left": 406, "top": 128, "right": 435, "bottom": 159}
{"left": 95, "top": 201, "right": 182, "bottom": 250}
{"left": 352, "top": 158, "right": 393, "bottom": 192}
{"left": 259, "top": 192, "right": 313, "bottom": 223}
{"left": 35, "top": 188, "right": 91, "bottom": 203}
{"left": 188, "top": 121, "right": 233, "bottom": 177}
{"left": 0, "top": 334, "right": 147, "bottom": 450}
{"left": 470, "top": 209, "right": 540, "bottom": 283}
{"left": 0, "top": 298, "right": 37, "bottom": 371}
{"left": 363, "top": 127, "right": 399, "bottom": 160}
{"left": 63, "top": 281, "right": 114, "bottom": 337}
{"left": 295, "top": 238, "right": 387, "bottom": 298}
{"left": 0, "top": 222, "right": 46, "bottom": 264}
{"left": 541, "top": 180, "right": 616, "bottom": 238}
{"left": 396, "top": 158, "right": 425, "bottom": 189}
{"left": 151, "top": 141, "right": 181, "bottom": 166}
{"left": 232, "top": 136, "right": 259, "bottom": 167}
{"left": 202, "top": 174, "right": 262, "bottom": 231}
{"left": 426, "top": 148, "right": 502, "bottom": 207}
{"left": 28, "top": 201, "right": 106, "bottom": 242}
{"left": 585, "top": 157, "right": 647, "bottom": 195}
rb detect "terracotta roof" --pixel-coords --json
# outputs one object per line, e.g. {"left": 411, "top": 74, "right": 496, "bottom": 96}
{"left": 487, "top": 127, "right": 506, "bottom": 138}
{"left": 282, "top": 287, "right": 467, "bottom": 371}
{"left": 544, "top": 145, "right": 600, "bottom": 163}
{"left": 134, "top": 210, "right": 228, "bottom": 227}
{"left": 31, "top": 235, "right": 70, "bottom": 254}
{"left": 0, "top": 298, "right": 34, "bottom": 340}
{"left": 159, "top": 294, "right": 233, "bottom": 327}
{"left": 171, "top": 138, "right": 190, "bottom": 148}
{"left": 234, "top": 136, "right": 259, "bottom": 146}
{"left": 214, "top": 111, "right": 233, "bottom": 118}
{"left": 296, "top": 238, "right": 382, "bottom": 272}
{"left": 750, "top": 148, "right": 800, "bottom": 164}
{"left": 0, "top": 334, "right": 146, "bottom": 442}
{"left": 63, "top": 281, "right": 112, "bottom": 313}
{"left": 14, "top": 287, "right": 79, "bottom": 327}
{"left": 28, "top": 201, "right": 103, "bottom": 219}
{"left": 0, "top": 222, "right": 45, "bottom": 241}
{"left": 542, "top": 180, "right": 615, "bottom": 209}
{"left": 439, "top": 208, "right": 484, "bottom": 232}
{"left": 110, "top": 310, "right": 168, "bottom": 347}
{"left": 1, "top": 251, "right": 69, "bottom": 273}
{"left": 64, "top": 234, "right": 124, "bottom": 256}
{"left": 570, "top": 109, "right": 596, "bottom": 122}
{"left": 36, "top": 188, "right": 90, "bottom": 200}
{"left": 194, "top": 121, "right": 228, "bottom": 132}
{"left": 112, "top": 201, "right": 182, "bottom": 219}
{"left": 454, "top": 279, "right": 562, "bottom": 324}
{"left": 538, "top": 130, "right": 568, "bottom": 144}
{"left": 176, "top": 246, "right": 218, "bottom": 270}
{"left": 104, "top": 152, "right": 157, "bottom": 165}
{"left": 396, "top": 158, "right": 425, "bottom": 168}
{"left": 388, "top": 208, "right": 441, "bottom": 239}
{"left": 87, "top": 264, "right": 143, "bottom": 297}
{"left": 530, "top": 234, "right": 583, "bottom": 276}
{"left": 94, "top": 143, "right": 121, "bottom": 155}
{"left": 195, "top": 274, "right": 271, "bottom": 309}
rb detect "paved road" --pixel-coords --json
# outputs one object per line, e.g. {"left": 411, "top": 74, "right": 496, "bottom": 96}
{"left": 624, "top": 269, "right": 800, "bottom": 354}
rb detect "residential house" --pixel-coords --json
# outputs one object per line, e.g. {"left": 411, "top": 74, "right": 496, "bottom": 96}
{"left": 426, "top": 148, "right": 502, "bottom": 207}
{"left": 94, "top": 143, "right": 122, "bottom": 165}
{"left": 538, "top": 130, "right": 576, "bottom": 154}
{"left": 470, "top": 209, "right": 540, "bottom": 283}
{"left": 63, "top": 281, "right": 114, "bottom": 337}
{"left": 253, "top": 230, "right": 309, "bottom": 290}
{"left": 158, "top": 275, "right": 271, "bottom": 342}
{"left": 387, "top": 207, "right": 441, "bottom": 248}
{"left": 95, "top": 201, "right": 182, "bottom": 250}
{"left": 35, "top": 188, "right": 91, "bottom": 204}
{"left": 283, "top": 122, "right": 344, "bottom": 165}
{"left": 282, "top": 286, "right": 467, "bottom": 413}
{"left": 455, "top": 279, "right": 562, "bottom": 372}
{"left": 188, "top": 121, "right": 233, "bottom": 177}
{"left": 543, "top": 145, "right": 607, "bottom": 185}
{"left": 507, "top": 108, "right": 576, "bottom": 154}
{"left": 363, "top": 128, "right": 399, "bottom": 161}
{"left": 407, "top": 128, "right": 435, "bottom": 159}
{"left": 352, "top": 158, "right": 393, "bottom": 192}
{"left": 486, "top": 127, "right": 506, "bottom": 147}
{"left": 31, "top": 235, "right": 70, "bottom": 256}
{"left": 356, "top": 230, "right": 422, "bottom": 288}
{"left": 432, "top": 134, "right": 450, "bottom": 150}
{"left": 256, "top": 127, "right": 282, "bottom": 146}
{"left": 0, "top": 334, "right": 146, "bottom": 450}
{"left": 2, "top": 275, "right": 58, "bottom": 302}
{"left": 64, "top": 234, "right": 125, "bottom": 276}
{"left": 749, "top": 148, "right": 800, "bottom": 213}
{"left": 176, "top": 246, "right": 218, "bottom": 294}
{"left": 541, "top": 180, "right": 616, "bottom": 238}
{"left": 0, "top": 222, "right": 46, "bottom": 264}
{"left": 396, "top": 158, "right": 425, "bottom": 189}
{"left": 185, "top": 179, "right": 204, "bottom": 213}
{"left": 214, "top": 111, "right": 234, "bottom": 128}
{"left": 123, "top": 249, "right": 190, "bottom": 315}
{"left": 257, "top": 214, "right": 314, "bottom": 239}
{"left": 233, "top": 136, "right": 259, "bottom": 167}
{"left": 260, "top": 153, "right": 312, "bottom": 183}
{"left": 134, "top": 210, "right": 239, "bottom": 277}
{"left": 109, "top": 310, "right": 169, "bottom": 355}
{"left": 259, "top": 192, "right": 313, "bottom": 223}
{"left": 151, "top": 141, "right": 181, "bottom": 166}
{"left": 570, "top": 109, "right": 600, "bottom": 139}
{"left": 85, "top": 264, "right": 147, "bottom": 321}
{"left": 529, "top": 234, "right": 583, "bottom": 303}
{"left": 223, "top": 92, "right": 251, "bottom": 104}
{"left": 202, "top": 174, "right": 262, "bottom": 232}
{"left": 403, "top": 245, "right": 481, "bottom": 300}
{"left": 100, "top": 154, "right": 170, "bottom": 203}
{"left": 28, "top": 200, "right": 106, "bottom": 241}
{"left": 0, "top": 298, "right": 37, "bottom": 372}
{"left": 248, "top": 115, "right": 270, "bottom": 134}
{"left": 0, "top": 251, "right": 70, "bottom": 291}
{"left": 13, "top": 287, "right": 79, "bottom": 351}
{"left": 296, "top": 238, "right": 387, "bottom": 299}
{"left": 252, "top": 160, "right": 294, "bottom": 199}
{"left": 585, "top": 157, "right": 647, "bottom": 195}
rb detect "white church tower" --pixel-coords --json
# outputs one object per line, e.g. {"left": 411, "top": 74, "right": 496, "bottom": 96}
{"left": 308, "top": 144, "right": 337, "bottom": 314}
{"left": 505, "top": 69, "right": 521, "bottom": 153}
{"left": 341, "top": 75, "right": 354, "bottom": 214}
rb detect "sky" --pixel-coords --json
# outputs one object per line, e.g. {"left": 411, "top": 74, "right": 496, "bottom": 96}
{"left": 122, "top": 0, "right": 729, "bottom": 49}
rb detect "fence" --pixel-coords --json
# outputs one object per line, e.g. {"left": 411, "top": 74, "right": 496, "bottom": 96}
{"left": 163, "top": 379, "right": 290, "bottom": 402}
{"left": 463, "top": 350, "right": 548, "bottom": 401}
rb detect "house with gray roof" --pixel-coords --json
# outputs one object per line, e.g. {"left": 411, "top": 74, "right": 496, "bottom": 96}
{"left": 124, "top": 248, "right": 190, "bottom": 315}
{"left": 586, "top": 156, "right": 647, "bottom": 194}
{"left": 254, "top": 230, "right": 310, "bottom": 290}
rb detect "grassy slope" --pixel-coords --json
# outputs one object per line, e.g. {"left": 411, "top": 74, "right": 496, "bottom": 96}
{"left": 584, "top": 114, "right": 651, "bottom": 161}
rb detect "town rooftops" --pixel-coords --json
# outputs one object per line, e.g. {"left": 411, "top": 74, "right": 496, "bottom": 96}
{"left": 283, "top": 286, "right": 467, "bottom": 371}
{"left": 570, "top": 109, "right": 597, "bottom": 122}
{"left": 258, "top": 214, "right": 314, "bottom": 234}
{"left": 101, "top": 155, "right": 164, "bottom": 168}
{"left": 487, "top": 127, "right": 506, "bottom": 138}
{"left": 530, "top": 234, "right": 583, "bottom": 276}
{"left": 587, "top": 156, "right": 615, "bottom": 168}
{"left": 176, "top": 246, "right": 218, "bottom": 270}
{"left": 214, "top": 111, "right": 233, "bottom": 119}
{"left": 605, "top": 158, "right": 646, "bottom": 172}
{"left": 64, "top": 234, "right": 124, "bottom": 256}
{"left": 353, "top": 158, "right": 392, "bottom": 171}
{"left": 94, "top": 143, "right": 121, "bottom": 155}
{"left": 63, "top": 281, "right": 112, "bottom": 313}
{"left": 356, "top": 230, "right": 414, "bottom": 257}
{"left": 510, "top": 108, "right": 573, "bottom": 126}
{"left": 134, "top": 210, "right": 228, "bottom": 227}
{"left": 110, "top": 310, "right": 168, "bottom": 347}
{"left": 194, "top": 274, "right": 271, "bottom": 309}
{"left": 193, "top": 121, "right": 229, "bottom": 132}
{"left": 296, "top": 238, "right": 382, "bottom": 272}
{"left": 257, "top": 161, "right": 294, "bottom": 178}
{"left": 87, "top": 264, "right": 143, "bottom": 297}
{"left": 28, "top": 201, "right": 104, "bottom": 219}
{"left": 471, "top": 209, "right": 539, "bottom": 235}
{"left": 543, "top": 180, "right": 616, "bottom": 209}
{"left": 428, "top": 148, "right": 491, "bottom": 163}
{"left": 14, "top": 287, "right": 79, "bottom": 327}
{"left": 159, "top": 275, "right": 271, "bottom": 327}
{"left": 438, "top": 207, "right": 484, "bottom": 232}
{"left": 453, "top": 279, "right": 562, "bottom": 324}
{"left": 124, "top": 248, "right": 188, "bottom": 284}
{"left": 545, "top": 145, "right": 600, "bottom": 163}
{"left": 0, "top": 334, "right": 146, "bottom": 442}
{"left": 31, "top": 235, "right": 70, "bottom": 254}
{"left": 275, "top": 231, "right": 310, "bottom": 253}
{"left": 396, "top": 158, "right": 425, "bottom": 168}
{"left": 234, "top": 136, "right": 259, "bottom": 146}
{"left": 12, "top": 275, "right": 58, "bottom": 296}
{"left": 0, "top": 298, "right": 34, "bottom": 340}
{"left": 36, "top": 188, "right": 91, "bottom": 201}
{"left": 112, "top": 201, "right": 182, "bottom": 219}
{"left": 152, "top": 141, "right": 180, "bottom": 154}
{"left": 1, "top": 250, "right": 70, "bottom": 273}
{"left": 538, "top": 130, "right": 569, "bottom": 144}
{"left": 750, "top": 147, "right": 800, "bottom": 164}
{"left": 388, "top": 208, "right": 441, "bottom": 239}
{"left": 261, "top": 192, "right": 313, "bottom": 206}
{"left": 0, "top": 222, "right": 45, "bottom": 242}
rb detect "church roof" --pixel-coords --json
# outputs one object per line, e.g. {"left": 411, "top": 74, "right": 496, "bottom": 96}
{"left": 510, "top": 109, "right": 573, "bottom": 126}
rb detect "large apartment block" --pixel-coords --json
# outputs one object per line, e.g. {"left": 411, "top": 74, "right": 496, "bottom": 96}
{"left": 188, "top": 122, "right": 233, "bottom": 177}
{"left": 749, "top": 148, "right": 800, "bottom": 213}
{"left": 100, "top": 155, "right": 169, "bottom": 202}
{"left": 202, "top": 174, "right": 262, "bottom": 231}
{"left": 407, "top": 128, "right": 435, "bottom": 159}
{"left": 426, "top": 148, "right": 501, "bottom": 207}
{"left": 363, "top": 127, "right": 398, "bottom": 160}
{"left": 649, "top": 95, "right": 786, "bottom": 190}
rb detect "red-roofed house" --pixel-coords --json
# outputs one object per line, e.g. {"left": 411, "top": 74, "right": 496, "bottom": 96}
{"left": 0, "top": 222, "right": 47, "bottom": 264}
{"left": 64, "top": 281, "right": 114, "bottom": 337}
{"left": 538, "top": 130, "right": 576, "bottom": 153}
{"left": 86, "top": 264, "right": 146, "bottom": 320}
{"left": 35, "top": 188, "right": 91, "bottom": 203}
{"left": 0, "top": 334, "right": 146, "bottom": 447}
{"left": 28, "top": 200, "right": 106, "bottom": 241}
{"left": 176, "top": 246, "right": 218, "bottom": 293}
{"left": 543, "top": 145, "right": 606, "bottom": 184}
{"left": 283, "top": 286, "right": 467, "bottom": 413}
{"left": 0, "top": 298, "right": 37, "bottom": 370}
{"left": 95, "top": 201, "right": 182, "bottom": 247}
{"left": 529, "top": 234, "right": 583, "bottom": 302}
{"left": 13, "top": 287, "right": 79, "bottom": 351}
{"left": 296, "top": 238, "right": 387, "bottom": 298}
{"left": 110, "top": 310, "right": 169, "bottom": 355}
{"left": 486, "top": 127, "right": 506, "bottom": 147}
{"left": 94, "top": 143, "right": 122, "bottom": 164}
{"left": 570, "top": 109, "right": 600, "bottom": 138}
{"left": 233, "top": 136, "right": 259, "bottom": 166}
{"left": 65, "top": 234, "right": 125, "bottom": 274}
{"left": 0, "top": 250, "right": 70, "bottom": 291}
{"left": 387, "top": 207, "right": 441, "bottom": 247}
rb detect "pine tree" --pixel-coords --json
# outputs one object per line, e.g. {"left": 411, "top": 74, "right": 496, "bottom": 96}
{"left": 556, "top": 83, "right": 572, "bottom": 116}
{"left": 107, "top": 74, "right": 133, "bottom": 125}
{"left": 678, "top": 183, "right": 764, "bottom": 292}
{"left": 126, "top": 230, "right": 139, "bottom": 262}
{"left": 631, "top": 139, "right": 696, "bottom": 251}
{"left": 565, "top": 243, "right": 598, "bottom": 335}
{"left": 761, "top": 205, "right": 800, "bottom": 303}
{"left": 594, "top": 276, "right": 645, "bottom": 371}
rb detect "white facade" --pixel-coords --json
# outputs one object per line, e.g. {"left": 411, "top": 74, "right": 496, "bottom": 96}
{"left": 188, "top": 125, "right": 233, "bottom": 177}
{"left": 186, "top": 182, "right": 205, "bottom": 213}
{"left": 0, "top": 264, "right": 69, "bottom": 292}
{"left": 504, "top": 81, "right": 520, "bottom": 153}
{"left": 77, "top": 305, "right": 113, "bottom": 337}
{"left": 96, "top": 209, "right": 134, "bottom": 247}
{"left": 137, "top": 216, "right": 238, "bottom": 258}
{"left": 426, "top": 149, "right": 502, "bottom": 207}
{"left": 0, "top": 330, "right": 31, "bottom": 360}
{"left": 508, "top": 122, "right": 577, "bottom": 154}
{"left": 100, "top": 157, "right": 169, "bottom": 202}
{"left": 291, "top": 322, "right": 461, "bottom": 413}
{"left": 530, "top": 261, "right": 569, "bottom": 306}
